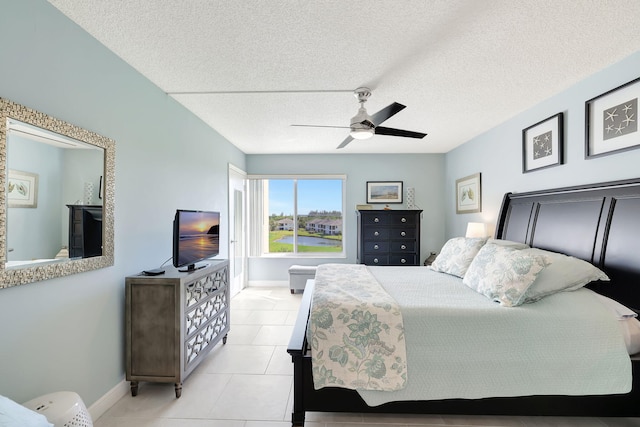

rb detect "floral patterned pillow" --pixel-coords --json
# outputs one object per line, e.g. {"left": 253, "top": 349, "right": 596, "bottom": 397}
{"left": 429, "top": 237, "right": 488, "bottom": 278}
{"left": 463, "top": 244, "right": 550, "bottom": 307}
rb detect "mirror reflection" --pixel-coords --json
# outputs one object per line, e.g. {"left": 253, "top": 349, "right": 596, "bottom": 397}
{"left": 6, "top": 119, "right": 105, "bottom": 268}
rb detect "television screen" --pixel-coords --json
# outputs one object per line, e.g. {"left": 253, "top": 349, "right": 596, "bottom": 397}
{"left": 173, "top": 209, "right": 220, "bottom": 271}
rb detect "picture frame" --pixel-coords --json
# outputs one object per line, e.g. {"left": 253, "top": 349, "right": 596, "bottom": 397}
{"left": 8, "top": 169, "right": 38, "bottom": 208}
{"left": 586, "top": 76, "right": 640, "bottom": 158}
{"left": 456, "top": 173, "right": 481, "bottom": 214}
{"left": 522, "top": 112, "right": 564, "bottom": 173}
{"left": 366, "top": 181, "right": 403, "bottom": 204}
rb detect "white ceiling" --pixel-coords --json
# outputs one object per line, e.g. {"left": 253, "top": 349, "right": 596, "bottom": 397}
{"left": 47, "top": 0, "right": 640, "bottom": 154}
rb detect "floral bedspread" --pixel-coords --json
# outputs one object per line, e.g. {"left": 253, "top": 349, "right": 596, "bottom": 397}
{"left": 307, "top": 263, "right": 407, "bottom": 391}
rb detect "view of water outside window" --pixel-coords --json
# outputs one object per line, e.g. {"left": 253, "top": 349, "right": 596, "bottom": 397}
{"left": 268, "top": 179, "right": 343, "bottom": 253}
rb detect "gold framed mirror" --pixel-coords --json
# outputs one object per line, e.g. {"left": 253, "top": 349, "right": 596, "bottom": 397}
{"left": 0, "top": 98, "right": 115, "bottom": 288}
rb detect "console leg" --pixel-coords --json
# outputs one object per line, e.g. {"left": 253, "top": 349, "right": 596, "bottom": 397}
{"left": 130, "top": 381, "right": 138, "bottom": 397}
{"left": 223, "top": 334, "right": 228, "bottom": 344}
{"left": 175, "top": 383, "right": 182, "bottom": 398}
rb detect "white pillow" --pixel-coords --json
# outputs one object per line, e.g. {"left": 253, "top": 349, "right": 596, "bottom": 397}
{"left": 620, "top": 317, "right": 640, "bottom": 355}
{"left": 486, "top": 238, "right": 529, "bottom": 249}
{"left": 428, "top": 237, "right": 488, "bottom": 278}
{"left": 593, "top": 293, "right": 637, "bottom": 319}
{"left": 522, "top": 248, "right": 609, "bottom": 303}
{"left": 0, "top": 395, "right": 53, "bottom": 427}
{"left": 593, "top": 293, "right": 640, "bottom": 355}
{"left": 463, "top": 244, "right": 550, "bottom": 307}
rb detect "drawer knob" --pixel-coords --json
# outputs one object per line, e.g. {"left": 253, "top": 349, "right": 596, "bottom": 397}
{"left": 373, "top": 258, "right": 379, "bottom": 264}
{"left": 401, "top": 217, "right": 407, "bottom": 223}
{"left": 401, "top": 244, "right": 406, "bottom": 250}
{"left": 374, "top": 244, "right": 379, "bottom": 250}
{"left": 374, "top": 231, "right": 379, "bottom": 236}
{"left": 401, "top": 259, "right": 407, "bottom": 264}
{"left": 401, "top": 231, "right": 406, "bottom": 237}
{"left": 374, "top": 217, "right": 379, "bottom": 223}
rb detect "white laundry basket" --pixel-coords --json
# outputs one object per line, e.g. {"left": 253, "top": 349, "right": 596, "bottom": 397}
{"left": 22, "top": 391, "right": 93, "bottom": 427}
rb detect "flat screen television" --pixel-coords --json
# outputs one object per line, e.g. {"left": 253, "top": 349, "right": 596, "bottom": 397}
{"left": 173, "top": 209, "right": 220, "bottom": 272}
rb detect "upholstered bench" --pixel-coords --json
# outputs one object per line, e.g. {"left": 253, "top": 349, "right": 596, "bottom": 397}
{"left": 288, "top": 265, "right": 317, "bottom": 294}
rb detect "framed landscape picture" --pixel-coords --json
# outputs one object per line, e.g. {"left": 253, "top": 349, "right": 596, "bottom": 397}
{"left": 522, "top": 112, "right": 564, "bottom": 173}
{"left": 456, "top": 173, "right": 481, "bottom": 214}
{"left": 586, "top": 77, "right": 640, "bottom": 158}
{"left": 366, "top": 181, "right": 403, "bottom": 204}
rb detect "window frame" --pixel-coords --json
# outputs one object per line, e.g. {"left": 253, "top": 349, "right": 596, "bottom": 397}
{"left": 247, "top": 174, "right": 347, "bottom": 258}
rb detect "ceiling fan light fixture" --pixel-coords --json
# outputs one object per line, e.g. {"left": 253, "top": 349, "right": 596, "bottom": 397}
{"left": 350, "top": 105, "right": 374, "bottom": 139}
{"left": 350, "top": 127, "right": 375, "bottom": 140}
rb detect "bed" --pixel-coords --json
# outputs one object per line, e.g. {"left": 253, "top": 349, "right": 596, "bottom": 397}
{"left": 287, "top": 178, "right": 640, "bottom": 426}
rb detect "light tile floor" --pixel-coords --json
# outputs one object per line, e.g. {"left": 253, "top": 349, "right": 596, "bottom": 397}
{"left": 95, "top": 287, "right": 640, "bottom": 427}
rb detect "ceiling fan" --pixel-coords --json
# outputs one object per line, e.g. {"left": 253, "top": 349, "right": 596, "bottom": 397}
{"left": 292, "top": 87, "right": 427, "bottom": 149}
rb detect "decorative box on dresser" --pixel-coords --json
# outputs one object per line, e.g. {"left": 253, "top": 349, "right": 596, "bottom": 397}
{"left": 357, "top": 209, "right": 422, "bottom": 266}
{"left": 125, "top": 260, "right": 229, "bottom": 398}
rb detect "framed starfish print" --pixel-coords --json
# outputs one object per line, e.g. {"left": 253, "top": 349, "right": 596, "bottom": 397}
{"left": 522, "top": 113, "right": 564, "bottom": 173}
{"left": 586, "top": 77, "right": 640, "bottom": 158}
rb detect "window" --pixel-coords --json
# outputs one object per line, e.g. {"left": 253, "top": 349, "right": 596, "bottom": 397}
{"left": 248, "top": 175, "right": 345, "bottom": 256}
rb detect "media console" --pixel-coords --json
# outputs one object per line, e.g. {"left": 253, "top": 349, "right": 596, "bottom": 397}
{"left": 125, "top": 260, "right": 229, "bottom": 397}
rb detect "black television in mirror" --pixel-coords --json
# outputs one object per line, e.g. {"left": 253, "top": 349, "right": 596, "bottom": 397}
{"left": 173, "top": 209, "right": 220, "bottom": 272}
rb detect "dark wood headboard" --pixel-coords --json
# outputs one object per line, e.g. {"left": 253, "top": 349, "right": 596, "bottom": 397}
{"left": 495, "top": 178, "right": 640, "bottom": 309}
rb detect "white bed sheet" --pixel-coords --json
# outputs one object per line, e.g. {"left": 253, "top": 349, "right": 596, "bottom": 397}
{"left": 357, "top": 266, "right": 632, "bottom": 406}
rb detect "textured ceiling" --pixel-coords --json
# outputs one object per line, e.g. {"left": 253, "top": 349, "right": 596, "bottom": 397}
{"left": 48, "top": 0, "right": 640, "bottom": 154}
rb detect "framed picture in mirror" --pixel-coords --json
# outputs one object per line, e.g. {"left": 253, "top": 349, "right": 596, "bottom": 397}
{"left": 7, "top": 169, "right": 38, "bottom": 208}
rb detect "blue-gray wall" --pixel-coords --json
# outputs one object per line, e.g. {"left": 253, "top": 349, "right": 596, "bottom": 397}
{"left": 7, "top": 137, "right": 64, "bottom": 260}
{"left": 445, "top": 51, "right": 640, "bottom": 239}
{"left": 246, "top": 153, "right": 446, "bottom": 281}
{"left": 0, "top": 0, "right": 245, "bottom": 406}
{"left": 1, "top": 0, "right": 639, "bottom": 414}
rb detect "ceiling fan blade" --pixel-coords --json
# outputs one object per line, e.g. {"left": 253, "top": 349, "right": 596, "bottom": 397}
{"left": 370, "top": 102, "right": 406, "bottom": 126}
{"left": 375, "top": 126, "right": 427, "bottom": 139}
{"left": 291, "top": 124, "right": 349, "bottom": 129}
{"left": 336, "top": 135, "right": 354, "bottom": 149}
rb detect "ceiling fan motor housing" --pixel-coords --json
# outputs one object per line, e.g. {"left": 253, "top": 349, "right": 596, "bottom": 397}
{"left": 350, "top": 87, "right": 375, "bottom": 139}
{"left": 351, "top": 106, "right": 374, "bottom": 128}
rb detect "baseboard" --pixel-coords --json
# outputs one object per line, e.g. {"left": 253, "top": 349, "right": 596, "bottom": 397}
{"left": 247, "top": 280, "right": 288, "bottom": 287}
{"left": 87, "top": 378, "right": 128, "bottom": 422}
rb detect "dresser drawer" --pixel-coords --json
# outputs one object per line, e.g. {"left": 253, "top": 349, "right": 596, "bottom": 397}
{"left": 362, "top": 227, "right": 390, "bottom": 240}
{"left": 388, "top": 213, "right": 417, "bottom": 226}
{"left": 363, "top": 254, "right": 390, "bottom": 265}
{"left": 360, "top": 213, "right": 391, "bottom": 225}
{"left": 388, "top": 228, "right": 416, "bottom": 239}
{"left": 363, "top": 241, "right": 390, "bottom": 253}
{"left": 390, "top": 241, "right": 415, "bottom": 252}
{"left": 389, "top": 254, "right": 417, "bottom": 265}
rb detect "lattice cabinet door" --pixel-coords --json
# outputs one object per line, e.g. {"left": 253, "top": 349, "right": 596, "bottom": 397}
{"left": 125, "top": 260, "right": 230, "bottom": 398}
{"left": 184, "top": 266, "right": 229, "bottom": 372}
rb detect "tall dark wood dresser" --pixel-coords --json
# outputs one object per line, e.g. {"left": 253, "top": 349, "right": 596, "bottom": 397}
{"left": 357, "top": 209, "right": 422, "bottom": 266}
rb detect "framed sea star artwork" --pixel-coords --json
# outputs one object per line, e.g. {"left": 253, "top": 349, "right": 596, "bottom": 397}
{"left": 522, "top": 112, "right": 564, "bottom": 173}
{"left": 586, "top": 77, "right": 639, "bottom": 158}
